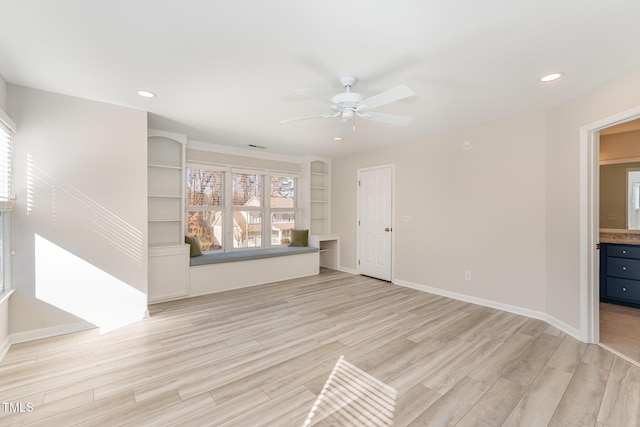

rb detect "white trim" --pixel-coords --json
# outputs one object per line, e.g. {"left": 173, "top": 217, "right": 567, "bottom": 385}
{"left": 148, "top": 129, "right": 187, "bottom": 145}
{"left": 8, "top": 321, "right": 95, "bottom": 345}
{"left": 545, "top": 314, "right": 582, "bottom": 342}
{"left": 600, "top": 157, "right": 640, "bottom": 165}
{"left": 0, "top": 108, "right": 16, "bottom": 133}
{"left": 0, "top": 288, "right": 14, "bottom": 305}
{"left": 394, "top": 278, "right": 582, "bottom": 341}
{"left": 338, "top": 266, "right": 358, "bottom": 275}
{"left": 580, "top": 104, "right": 640, "bottom": 344}
{"left": 0, "top": 335, "right": 10, "bottom": 361}
{"left": 187, "top": 139, "right": 304, "bottom": 164}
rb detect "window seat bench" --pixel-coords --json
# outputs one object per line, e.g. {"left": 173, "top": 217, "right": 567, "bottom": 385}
{"left": 188, "top": 246, "right": 319, "bottom": 296}
{"left": 190, "top": 246, "right": 318, "bottom": 266}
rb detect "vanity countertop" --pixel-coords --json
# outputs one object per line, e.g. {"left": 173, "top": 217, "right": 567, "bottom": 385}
{"left": 600, "top": 229, "right": 640, "bottom": 245}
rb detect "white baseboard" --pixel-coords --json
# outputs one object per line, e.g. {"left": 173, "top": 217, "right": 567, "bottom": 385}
{"left": 393, "top": 278, "right": 583, "bottom": 342}
{"left": 338, "top": 266, "right": 358, "bottom": 275}
{"left": 0, "top": 335, "right": 10, "bottom": 361}
{"left": 9, "top": 321, "right": 96, "bottom": 346}
{"left": 544, "top": 313, "right": 582, "bottom": 341}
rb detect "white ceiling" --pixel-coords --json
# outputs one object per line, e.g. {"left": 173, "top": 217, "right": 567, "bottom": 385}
{"left": 1, "top": 1, "right": 639, "bottom": 158}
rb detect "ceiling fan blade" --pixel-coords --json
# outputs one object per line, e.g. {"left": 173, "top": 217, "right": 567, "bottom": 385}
{"left": 356, "top": 84, "right": 415, "bottom": 112}
{"left": 279, "top": 112, "right": 340, "bottom": 124}
{"left": 336, "top": 117, "right": 354, "bottom": 137}
{"left": 357, "top": 111, "right": 415, "bottom": 126}
{"left": 294, "top": 89, "right": 337, "bottom": 108}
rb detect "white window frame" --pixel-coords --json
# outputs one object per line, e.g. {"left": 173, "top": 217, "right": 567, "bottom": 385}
{"left": 186, "top": 162, "right": 299, "bottom": 253}
{"left": 0, "top": 108, "right": 15, "bottom": 296}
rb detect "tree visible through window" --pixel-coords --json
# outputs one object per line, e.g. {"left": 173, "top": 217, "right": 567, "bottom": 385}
{"left": 186, "top": 168, "right": 224, "bottom": 250}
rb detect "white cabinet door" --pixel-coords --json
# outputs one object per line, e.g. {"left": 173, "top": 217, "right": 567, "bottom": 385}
{"left": 148, "top": 244, "right": 190, "bottom": 302}
{"left": 358, "top": 166, "right": 392, "bottom": 281}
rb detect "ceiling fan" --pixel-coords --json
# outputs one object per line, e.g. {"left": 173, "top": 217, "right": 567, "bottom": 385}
{"left": 280, "top": 75, "right": 415, "bottom": 140}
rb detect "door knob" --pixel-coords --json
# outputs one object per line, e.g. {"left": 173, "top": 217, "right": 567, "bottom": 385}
{"left": 384, "top": 227, "right": 390, "bottom": 232}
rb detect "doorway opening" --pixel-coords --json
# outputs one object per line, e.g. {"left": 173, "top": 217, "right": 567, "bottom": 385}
{"left": 582, "top": 105, "right": 640, "bottom": 366}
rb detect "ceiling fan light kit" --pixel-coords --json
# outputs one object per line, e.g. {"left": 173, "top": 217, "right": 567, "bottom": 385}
{"left": 281, "top": 75, "right": 416, "bottom": 140}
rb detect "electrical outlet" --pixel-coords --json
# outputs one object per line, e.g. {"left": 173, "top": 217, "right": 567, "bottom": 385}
{"left": 465, "top": 271, "right": 472, "bottom": 281}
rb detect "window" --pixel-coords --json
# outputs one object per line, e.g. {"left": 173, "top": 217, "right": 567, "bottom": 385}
{"left": 628, "top": 169, "right": 640, "bottom": 229}
{"left": 0, "top": 109, "right": 15, "bottom": 294}
{"left": 186, "top": 164, "right": 298, "bottom": 252}
{"left": 233, "top": 172, "right": 263, "bottom": 248}
{"left": 270, "top": 175, "right": 296, "bottom": 245}
{"left": 186, "top": 167, "right": 224, "bottom": 251}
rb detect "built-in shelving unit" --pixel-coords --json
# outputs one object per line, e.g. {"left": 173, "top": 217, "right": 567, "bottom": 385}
{"left": 148, "top": 133, "right": 185, "bottom": 246}
{"left": 309, "top": 160, "right": 330, "bottom": 235}
{"left": 301, "top": 158, "right": 339, "bottom": 269}
{"left": 147, "top": 130, "right": 190, "bottom": 302}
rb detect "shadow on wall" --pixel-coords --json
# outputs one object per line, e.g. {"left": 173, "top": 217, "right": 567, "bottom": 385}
{"left": 26, "top": 154, "right": 146, "bottom": 333}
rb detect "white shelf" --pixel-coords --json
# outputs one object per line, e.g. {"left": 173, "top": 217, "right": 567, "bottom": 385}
{"left": 148, "top": 164, "right": 182, "bottom": 170}
{"left": 301, "top": 159, "right": 330, "bottom": 235}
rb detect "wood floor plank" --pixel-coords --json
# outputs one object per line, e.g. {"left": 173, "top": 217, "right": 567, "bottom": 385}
{"left": 548, "top": 361, "right": 609, "bottom": 427}
{"left": 456, "top": 377, "right": 527, "bottom": 427}
{"left": 467, "top": 332, "right": 534, "bottom": 386}
{"left": 407, "top": 376, "right": 490, "bottom": 426}
{"left": 502, "top": 332, "right": 564, "bottom": 387}
{"left": 596, "top": 356, "right": 640, "bottom": 427}
{"left": 502, "top": 365, "right": 573, "bottom": 427}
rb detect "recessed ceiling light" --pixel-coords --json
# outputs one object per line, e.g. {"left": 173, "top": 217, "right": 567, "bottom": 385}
{"left": 137, "top": 90, "right": 156, "bottom": 98}
{"left": 540, "top": 72, "right": 564, "bottom": 82}
{"left": 333, "top": 136, "right": 343, "bottom": 141}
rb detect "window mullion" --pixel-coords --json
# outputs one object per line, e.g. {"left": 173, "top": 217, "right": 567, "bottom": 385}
{"left": 264, "top": 172, "right": 271, "bottom": 248}
{"left": 224, "top": 170, "right": 233, "bottom": 251}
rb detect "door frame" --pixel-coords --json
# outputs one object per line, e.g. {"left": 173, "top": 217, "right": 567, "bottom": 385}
{"left": 356, "top": 164, "right": 395, "bottom": 281}
{"left": 581, "top": 105, "right": 640, "bottom": 343}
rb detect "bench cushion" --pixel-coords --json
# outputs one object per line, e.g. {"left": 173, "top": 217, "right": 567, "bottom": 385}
{"left": 190, "top": 246, "right": 319, "bottom": 266}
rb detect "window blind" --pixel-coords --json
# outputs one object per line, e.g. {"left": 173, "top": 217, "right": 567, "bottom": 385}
{"left": 0, "top": 109, "right": 15, "bottom": 211}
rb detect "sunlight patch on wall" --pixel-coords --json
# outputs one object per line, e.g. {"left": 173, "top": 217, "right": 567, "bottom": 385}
{"left": 303, "top": 356, "right": 397, "bottom": 426}
{"left": 34, "top": 234, "right": 146, "bottom": 333}
{"left": 26, "top": 154, "right": 143, "bottom": 266}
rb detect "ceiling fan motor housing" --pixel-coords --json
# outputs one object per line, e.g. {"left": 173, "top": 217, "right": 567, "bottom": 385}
{"left": 331, "top": 92, "right": 364, "bottom": 110}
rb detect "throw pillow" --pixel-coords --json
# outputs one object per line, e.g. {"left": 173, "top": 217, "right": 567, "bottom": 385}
{"left": 185, "top": 235, "right": 203, "bottom": 257}
{"left": 289, "top": 229, "right": 309, "bottom": 247}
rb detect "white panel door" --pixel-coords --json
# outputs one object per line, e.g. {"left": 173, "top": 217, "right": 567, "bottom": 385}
{"left": 358, "top": 166, "right": 392, "bottom": 281}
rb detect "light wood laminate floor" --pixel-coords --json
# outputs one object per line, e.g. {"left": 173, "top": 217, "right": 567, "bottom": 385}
{"left": 1, "top": 269, "right": 639, "bottom": 426}
{"left": 600, "top": 302, "right": 640, "bottom": 363}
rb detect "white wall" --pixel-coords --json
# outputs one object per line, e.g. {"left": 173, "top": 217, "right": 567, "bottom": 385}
{"left": 332, "top": 111, "right": 547, "bottom": 314}
{"left": 545, "top": 67, "right": 640, "bottom": 331}
{"left": 7, "top": 85, "right": 148, "bottom": 337}
{"left": 0, "top": 73, "right": 7, "bottom": 111}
